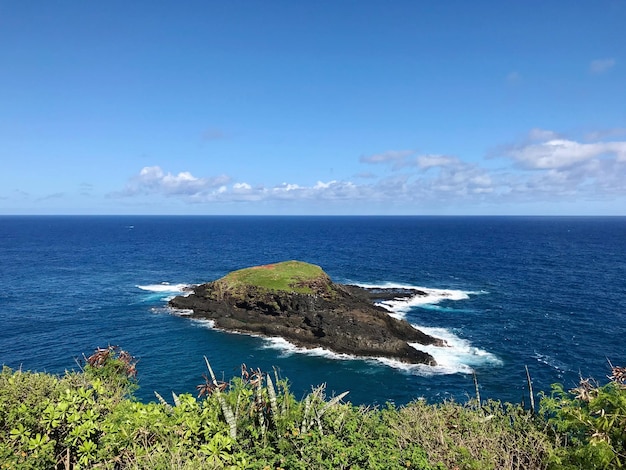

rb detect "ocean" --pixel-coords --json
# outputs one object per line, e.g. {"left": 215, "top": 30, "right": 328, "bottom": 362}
{"left": 1, "top": 215, "right": 624, "bottom": 406}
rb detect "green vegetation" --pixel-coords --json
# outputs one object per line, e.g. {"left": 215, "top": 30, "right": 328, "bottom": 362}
{"left": 217, "top": 261, "right": 329, "bottom": 295}
{"left": 1, "top": 347, "right": 625, "bottom": 469}
{"left": 540, "top": 365, "right": 626, "bottom": 469}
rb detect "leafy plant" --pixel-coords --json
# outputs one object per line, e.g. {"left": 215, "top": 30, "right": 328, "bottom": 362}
{"left": 541, "top": 363, "right": 626, "bottom": 469}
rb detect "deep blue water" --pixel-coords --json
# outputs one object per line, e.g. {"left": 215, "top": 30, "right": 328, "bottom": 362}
{"left": 1, "top": 216, "right": 625, "bottom": 406}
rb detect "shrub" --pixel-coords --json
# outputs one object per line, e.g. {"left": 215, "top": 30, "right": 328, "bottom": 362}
{"left": 8, "top": 348, "right": 625, "bottom": 469}
{"left": 389, "top": 399, "right": 556, "bottom": 470}
{"left": 541, "top": 364, "right": 626, "bottom": 469}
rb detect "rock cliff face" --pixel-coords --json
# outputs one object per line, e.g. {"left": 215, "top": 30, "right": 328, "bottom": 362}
{"left": 169, "top": 261, "right": 445, "bottom": 365}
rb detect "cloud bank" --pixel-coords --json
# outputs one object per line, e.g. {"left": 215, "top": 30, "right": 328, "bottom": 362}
{"left": 113, "top": 129, "right": 626, "bottom": 211}
{"left": 116, "top": 166, "right": 231, "bottom": 197}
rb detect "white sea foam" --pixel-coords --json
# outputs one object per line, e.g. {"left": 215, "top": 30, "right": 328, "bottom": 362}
{"left": 373, "top": 357, "right": 468, "bottom": 376}
{"left": 260, "top": 332, "right": 501, "bottom": 376}
{"left": 137, "top": 283, "right": 192, "bottom": 302}
{"left": 169, "top": 308, "right": 194, "bottom": 316}
{"left": 408, "top": 325, "right": 503, "bottom": 374}
{"left": 353, "top": 282, "right": 474, "bottom": 318}
{"left": 533, "top": 352, "right": 569, "bottom": 374}
{"left": 190, "top": 318, "right": 216, "bottom": 329}
{"left": 149, "top": 306, "right": 195, "bottom": 317}
{"left": 136, "top": 283, "right": 189, "bottom": 293}
{"left": 378, "top": 289, "right": 469, "bottom": 318}
{"left": 347, "top": 282, "right": 500, "bottom": 373}
{"left": 261, "top": 337, "right": 359, "bottom": 361}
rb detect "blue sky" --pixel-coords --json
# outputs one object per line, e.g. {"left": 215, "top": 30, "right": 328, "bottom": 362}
{"left": 1, "top": 1, "right": 625, "bottom": 215}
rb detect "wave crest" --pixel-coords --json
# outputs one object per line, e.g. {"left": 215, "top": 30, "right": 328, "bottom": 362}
{"left": 353, "top": 282, "right": 474, "bottom": 318}
{"left": 136, "top": 283, "right": 189, "bottom": 293}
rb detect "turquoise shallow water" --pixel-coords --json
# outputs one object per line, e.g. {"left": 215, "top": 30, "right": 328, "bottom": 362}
{"left": 1, "top": 215, "right": 625, "bottom": 405}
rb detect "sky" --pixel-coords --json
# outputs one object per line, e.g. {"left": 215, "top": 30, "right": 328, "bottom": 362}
{"left": 1, "top": 1, "right": 625, "bottom": 215}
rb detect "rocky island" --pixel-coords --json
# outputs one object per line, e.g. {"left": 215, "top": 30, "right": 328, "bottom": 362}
{"left": 169, "top": 261, "right": 446, "bottom": 365}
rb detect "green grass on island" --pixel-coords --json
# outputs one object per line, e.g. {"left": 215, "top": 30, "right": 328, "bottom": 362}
{"left": 217, "top": 260, "right": 328, "bottom": 294}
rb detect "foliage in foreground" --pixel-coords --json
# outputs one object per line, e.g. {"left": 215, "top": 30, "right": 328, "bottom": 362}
{"left": 540, "top": 363, "right": 626, "bottom": 469}
{"left": 0, "top": 347, "right": 624, "bottom": 469}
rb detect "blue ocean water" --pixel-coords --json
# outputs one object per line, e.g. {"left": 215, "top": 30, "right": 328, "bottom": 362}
{"left": 1, "top": 216, "right": 624, "bottom": 406}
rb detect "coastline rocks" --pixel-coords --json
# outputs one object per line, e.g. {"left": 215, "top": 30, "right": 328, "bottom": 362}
{"left": 169, "top": 262, "right": 446, "bottom": 365}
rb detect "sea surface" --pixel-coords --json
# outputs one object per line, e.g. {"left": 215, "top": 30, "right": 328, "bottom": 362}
{"left": 1, "top": 216, "right": 625, "bottom": 406}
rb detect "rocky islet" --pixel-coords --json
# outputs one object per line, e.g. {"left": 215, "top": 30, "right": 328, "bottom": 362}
{"left": 169, "top": 261, "right": 446, "bottom": 365}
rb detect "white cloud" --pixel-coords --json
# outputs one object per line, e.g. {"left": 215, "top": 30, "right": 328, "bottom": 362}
{"left": 490, "top": 130, "right": 626, "bottom": 203}
{"left": 361, "top": 150, "right": 460, "bottom": 172}
{"left": 421, "top": 162, "right": 495, "bottom": 197}
{"left": 590, "top": 58, "right": 616, "bottom": 74}
{"left": 113, "top": 132, "right": 626, "bottom": 212}
{"left": 264, "top": 181, "right": 362, "bottom": 201}
{"left": 313, "top": 180, "right": 335, "bottom": 190}
{"left": 360, "top": 150, "right": 414, "bottom": 165}
{"left": 507, "top": 139, "right": 626, "bottom": 169}
{"left": 275, "top": 183, "right": 301, "bottom": 192}
{"left": 416, "top": 154, "right": 459, "bottom": 169}
{"left": 117, "top": 166, "right": 231, "bottom": 197}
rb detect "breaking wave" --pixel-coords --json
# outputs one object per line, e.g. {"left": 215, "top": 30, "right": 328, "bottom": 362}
{"left": 353, "top": 282, "right": 477, "bottom": 318}
{"left": 136, "top": 283, "right": 189, "bottom": 293}
{"left": 136, "top": 283, "right": 191, "bottom": 302}
{"left": 408, "top": 326, "right": 503, "bottom": 374}
{"left": 352, "top": 282, "right": 500, "bottom": 373}
{"left": 190, "top": 318, "right": 216, "bottom": 329}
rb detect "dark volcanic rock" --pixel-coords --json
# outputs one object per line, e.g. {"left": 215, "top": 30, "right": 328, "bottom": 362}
{"left": 169, "top": 268, "right": 445, "bottom": 365}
